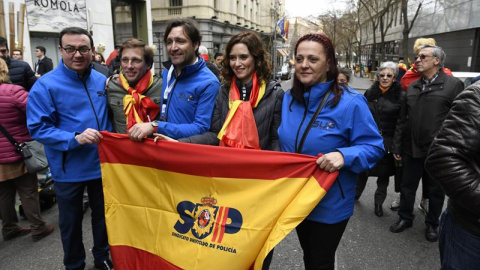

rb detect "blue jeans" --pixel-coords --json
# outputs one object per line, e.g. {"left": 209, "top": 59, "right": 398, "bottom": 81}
{"left": 55, "top": 179, "right": 110, "bottom": 270}
{"left": 439, "top": 210, "right": 480, "bottom": 270}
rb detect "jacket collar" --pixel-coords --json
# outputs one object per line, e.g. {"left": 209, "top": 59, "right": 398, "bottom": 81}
{"left": 162, "top": 56, "right": 206, "bottom": 79}
{"left": 303, "top": 80, "right": 333, "bottom": 109}
{"left": 59, "top": 59, "right": 92, "bottom": 80}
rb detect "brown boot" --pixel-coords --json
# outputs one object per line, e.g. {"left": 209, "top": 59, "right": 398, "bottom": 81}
{"left": 3, "top": 227, "right": 31, "bottom": 241}
{"left": 32, "top": 224, "right": 54, "bottom": 242}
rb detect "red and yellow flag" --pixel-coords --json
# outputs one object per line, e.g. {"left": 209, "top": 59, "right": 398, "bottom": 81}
{"left": 98, "top": 132, "right": 338, "bottom": 270}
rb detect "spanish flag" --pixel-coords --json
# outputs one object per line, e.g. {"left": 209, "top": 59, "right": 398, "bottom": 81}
{"left": 98, "top": 132, "right": 338, "bottom": 270}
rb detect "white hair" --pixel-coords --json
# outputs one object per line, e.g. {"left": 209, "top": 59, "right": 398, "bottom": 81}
{"left": 198, "top": 45, "right": 208, "bottom": 55}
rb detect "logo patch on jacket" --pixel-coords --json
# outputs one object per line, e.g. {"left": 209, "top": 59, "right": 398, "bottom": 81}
{"left": 178, "top": 92, "right": 195, "bottom": 102}
{"left": 312, "top": 121, "right": 336, "bottom": 130}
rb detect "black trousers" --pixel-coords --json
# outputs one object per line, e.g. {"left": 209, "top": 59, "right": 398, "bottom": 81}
{"left": 296, "top": 218, "right": 349, "bottom": 270}
{"left": 356, "top": 172, "right": 390, "bottom": 205}
{"left": 398, "top": 155, "right": 445, "bottom": 226}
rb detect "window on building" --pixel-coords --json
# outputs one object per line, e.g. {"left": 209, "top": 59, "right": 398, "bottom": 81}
{"left": 169, "top": 0, "right": 182, "bottom": 15}
{"left": 170, "top": 0, "right": 182, "bottom": 6}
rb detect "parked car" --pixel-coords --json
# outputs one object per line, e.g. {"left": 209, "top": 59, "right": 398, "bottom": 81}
{"left": 276, "top": 64, "right": 292, "bottom": 80}
{"left": 452, "top": 71, "right": 480, "bottom": 87}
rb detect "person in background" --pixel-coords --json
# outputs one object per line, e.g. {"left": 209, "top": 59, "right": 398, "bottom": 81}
{"left": 34, "top": 46, "right": 53, "bottom": 78}
{"left": 26, "top": 27, "right": 113, "bottom": 270}
{"left": 425, "top": 80, "right": 480, "bottom": 270}
{"left": 337, "top": 67, "right": 351, "bottom": 86}
{"left": 0, "top": 58, "right": 54, "bottom": 242}
{"left": 127, "top": 17, "right": 219, "bottom": 142}
{"left": 11, "top": 49, "right": 23, "bottom": 61}
{"left": 105, "top": 44, "right": 120, "bottom": 67}
{"left": 397, "top": 59, "right": 407, "bottom": 82}
{"left": 390, "top": 45, "right": 464, "bottom": 242}
{"left": 278, "top": 33, "right": 384, "bottom": 270}
{"left": 355, "top": 62, "right": 405, "bottom": 217}
{"left": 94, "top": 52, "right": 106, "bottom": 65}
{"left": 214, "top": 52, "right": 224, "bottom": 70}
{"left": 198, "top": 45, "right": 220, "bottom": 80}
{"left": 107, "top": 37, "right": 161, "bottom": 134}
{"left": 0, "top": 36, "right": 36, "bottom": 91}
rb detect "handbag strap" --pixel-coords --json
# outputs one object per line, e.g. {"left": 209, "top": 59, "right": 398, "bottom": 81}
{"left": 295, "top": 89, "right": 332, "bottom": 153}
{"left": 0, "top": 123, "right": 21, "bottom": 151}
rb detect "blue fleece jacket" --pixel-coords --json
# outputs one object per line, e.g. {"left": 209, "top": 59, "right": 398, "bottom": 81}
{"left": 26, "top": 60, "right": 112, "bottom": 182}
{"left": 159, "top": 57, "right": 220, "bottom": 139}
{"left": 278, "top": 81, "right": 384, "bottom": 223}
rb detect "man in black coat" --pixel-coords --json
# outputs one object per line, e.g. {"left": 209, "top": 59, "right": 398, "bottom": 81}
{"left": 390, "top": 45, "right": 464, "bottom": 242}
{"left": 34, "top": 46, "right": 53, "bottom": 78}
{"left": 425, "top": 81, "right": 480, "bottom": 269}
{"left": 0, "top": 37, "right": 36, "bottom": 90}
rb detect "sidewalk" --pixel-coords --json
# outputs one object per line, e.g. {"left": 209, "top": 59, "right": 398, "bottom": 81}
{"left": 350, "top": 75, "right": 373, "bottom": 93}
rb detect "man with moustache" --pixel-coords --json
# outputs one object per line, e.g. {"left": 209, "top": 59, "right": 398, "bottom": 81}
{"left": 390, "top": 45, "right": 464, "bottom": 242}
{"left": 128, "top": 17, "right": 219, "bottom": 141}
{"left": 26, "top": 27, "right": 113, "bottom": 270}
{"left": 106, "top": 37, "right": 161, "bottom": 134}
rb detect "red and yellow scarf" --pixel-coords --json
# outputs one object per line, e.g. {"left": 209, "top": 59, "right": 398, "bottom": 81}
{"left": 217, "top": 73, "right": 266, "bottom": 149}
{"left": 119, "top": 70, "right": 160, "bottom": 131}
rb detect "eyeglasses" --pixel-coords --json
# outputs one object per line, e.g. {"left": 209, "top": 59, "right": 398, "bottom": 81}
{"left": 61, "top": 46, "right": 91, "bottom": 55}
{"left": 379, "top": 74, "right": 393, "bottom": 78}
{"left": 121, "top": 58, "right": 143, "bottom": 65}
{"left": 415, "top": 54, "right": 433, "bottom": 61}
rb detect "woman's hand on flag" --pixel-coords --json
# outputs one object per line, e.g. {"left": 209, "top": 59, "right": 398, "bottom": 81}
{"left": 153, "top": 133, "right": 178, "bottom": 143}
{"left": 316, "top": 152, "right": 344, "bottom": 172}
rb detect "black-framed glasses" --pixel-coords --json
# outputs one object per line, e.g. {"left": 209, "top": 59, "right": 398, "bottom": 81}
{"left": 415, "top": 54, "right": 432, "bottom": 61}
{"left": 379, "top": 73, "right": 393, "bottom": 78}
{"left": 61, "top": 46, "right": 91, "bottom": 55}
{"left": 0, "top": 49, "right": 8, "bottom": 54}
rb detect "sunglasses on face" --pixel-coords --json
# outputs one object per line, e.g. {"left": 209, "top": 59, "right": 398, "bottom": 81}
{"left": 379, "top": 74, "right": 393, "bottom": 78}
{"left": 415, "top": 54, "right": 433, "bottom": 60}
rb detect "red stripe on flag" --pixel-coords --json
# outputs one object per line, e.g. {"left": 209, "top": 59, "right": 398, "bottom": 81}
{"left": 111, "top": 245, "right": 182, "bottom": 270}
{"left": 211, "top": 206, "right": 224, "bottom": 243}
{"left": 98, "top": 132, "right": 334, "bottom": 181}
{"left": 218, "top": 207, "right": 230, "bottom": 244}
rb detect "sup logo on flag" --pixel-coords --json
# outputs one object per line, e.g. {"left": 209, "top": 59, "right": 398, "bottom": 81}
{"left": 174, "top": 196, "right": 243, "bottom": 243}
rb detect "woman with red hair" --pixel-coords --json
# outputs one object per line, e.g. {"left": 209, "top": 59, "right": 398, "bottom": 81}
{"left": 278, "top": 34, "right": 384, "bottom": 269}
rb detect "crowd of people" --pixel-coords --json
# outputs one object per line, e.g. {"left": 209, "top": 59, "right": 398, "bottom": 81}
{"left": 0, "top": 16, "right": 478, "bottom": 270}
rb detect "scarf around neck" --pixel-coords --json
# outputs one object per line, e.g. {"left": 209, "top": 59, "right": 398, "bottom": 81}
{"left": 217, "top": 73, "right": 266, "bottom": 149}
{"left": 119, "top": 70, "right": 160, "bottom": 131}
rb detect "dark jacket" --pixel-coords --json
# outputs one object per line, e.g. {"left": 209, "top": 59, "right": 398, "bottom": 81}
{"left": 35, "top": 56, "right": 53, "bottom": 76}
{"left": 425, "top": 81, "right": 480, "bottom": 237}
{"left": 180, "top": 80, "right": 284, "bottom": 151}
{"left": 393, "top": 69, "right": 464, "bottom": 158}
{"left": 364, "top": 81, "right": 405, "bottom": 152}
{"left": 6, "top": 58, "right": 36, "bottom": 91}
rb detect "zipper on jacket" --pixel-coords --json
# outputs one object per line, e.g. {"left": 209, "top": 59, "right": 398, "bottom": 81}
{"left": 81, "top": 78, "right": 100, "bottom": 130}
{"left": 336, "top": 177, "right": 345, "bottom": 199}
{"left": 294, "top": 97, "right": 309, "bottom": 153}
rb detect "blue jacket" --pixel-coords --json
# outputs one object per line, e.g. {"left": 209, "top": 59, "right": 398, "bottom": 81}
{"left": 160, "top": 57, "right": 220, "bottom": 139}
{"left": 26, "top": 60, "right": 112, "bottom": 182}
{"left": 278, "top": 81, "right": 384, "bottom": 223}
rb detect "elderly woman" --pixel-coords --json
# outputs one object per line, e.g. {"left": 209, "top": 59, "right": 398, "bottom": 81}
{"left": 278, "top": 33, "right": 384, "bottom": 269}
{"left": 0, "top": 58, "right": 54, "bottom": 242}
{"left": 156, "top": 31, "right": 284, "bottom": 151}
{"left": 355, "top": 62, "right": 406, "bottom": 217}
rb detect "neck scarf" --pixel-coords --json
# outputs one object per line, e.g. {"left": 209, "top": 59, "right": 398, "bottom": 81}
{"left": 119, "top": 70, "right": 160, "bottom": 131}
{"left": 217, "top": 73, "right": 265, "bottom": 149}
{"left": 379, "top": 85, "right": 390, "bottom": 94}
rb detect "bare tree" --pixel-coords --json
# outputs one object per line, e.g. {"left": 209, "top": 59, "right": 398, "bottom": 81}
{"left": 400, "top": 0, "right": 422, "bottom": 64}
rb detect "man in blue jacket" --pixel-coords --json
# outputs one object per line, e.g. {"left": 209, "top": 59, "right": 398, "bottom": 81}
{"left": 128, "top": 18, "right": 219, "bottom": 141}
{"left": 26, "top": 27, "right": 113, "bottom": 270}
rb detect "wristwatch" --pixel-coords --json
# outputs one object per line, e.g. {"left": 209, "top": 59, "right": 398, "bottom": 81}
{"left": 151, "top": 120, "right": 159, "bottom": 127}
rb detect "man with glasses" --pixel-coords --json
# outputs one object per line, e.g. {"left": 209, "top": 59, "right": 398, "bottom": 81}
{"left": 106, "top": 37, "right": 161, "bottom": 134}
{"left": 128, "top": 17, "right": 219, "bottom": 142}
{"left": 0, "top": 37, "right": 36, "bottom": 90}
{"left": 390, "top": 45, "right": 464, "bottom": 242}
{"left": 11, "top": 49, "right": 23, "bottom": 60}
{"left": 26, "top": 27, "right": 113, "bottom": 270}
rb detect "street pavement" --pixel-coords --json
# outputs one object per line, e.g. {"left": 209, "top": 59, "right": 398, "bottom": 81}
{"left": 0, "top": 75, "right": 442, "bottom": 270}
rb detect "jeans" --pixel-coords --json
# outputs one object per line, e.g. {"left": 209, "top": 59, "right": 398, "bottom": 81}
{"left": 55, "top": 179, "right": 110, "bottom": 270}
{"left": 439, "top": 210, "right": 480, "bottom": 270}
{"left": 296, "top": 218, "right": 349, "bottom": 270}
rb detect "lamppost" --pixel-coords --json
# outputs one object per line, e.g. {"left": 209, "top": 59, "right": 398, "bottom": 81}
{"left": 155, "top": 32, "right": 163, "bottom": 74}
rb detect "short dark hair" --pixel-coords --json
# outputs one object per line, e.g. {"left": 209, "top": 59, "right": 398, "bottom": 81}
{"left": 59, "top": 27, "right": 94, "bottom": 48}
{"left": 12, "top": 49, "right": 22, "bottom": 55}
{"left": 119, "top": 37, "right": 154, "bottom": 69}
{"left": 214, "top": 52, "right": 223, "bottom": 59}
{"left": 0, "top": 36, "right": 8, "bottom": 50}
{"left": 36, "top": 46, "right": 46, "bottom": 54}
{"left": 164, "top": 18, "right": 201, "bottom": 55}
